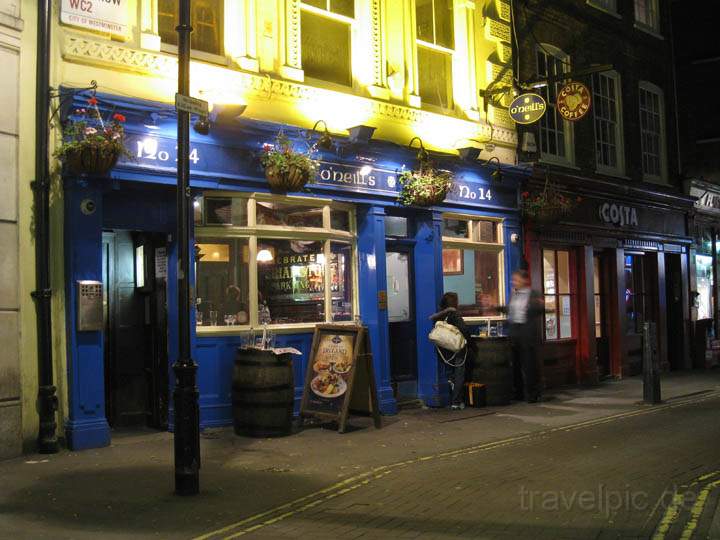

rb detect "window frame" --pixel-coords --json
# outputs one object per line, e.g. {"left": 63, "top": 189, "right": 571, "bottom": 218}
{"left": 542, "top": 248, "right": 575, "bottom": 342}
{"left": 299, "top": 1, "right": 356, "bottom": 89}
{"left": 638, "top": 81, "right": 667, "bottom": 183}
{"left": 195, "top": 193, "right": 358, "bottom": 334}
{"left": 535, "top": 44, "right": 575, "bottom": 167}
{"left": 157, "top": 0, "right": 228, "bottom": 64}
{"left": 634, "top": 0, "right": 661, "bottom": 34}
{"left": 415, "top": 0, "right": 455, "bottom": 111}
{"left": 592, "top": 70, "right": 626, "bottom": 177}
{"left": 441, "top": 213, "right": 506, "bottom": 324}
{"left": 586, "top": 0, "right": 619, "bottom": 16}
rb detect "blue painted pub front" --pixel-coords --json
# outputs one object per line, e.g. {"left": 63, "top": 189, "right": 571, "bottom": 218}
{"left": 62, "top": 92, "right": 523, "bottom": 450}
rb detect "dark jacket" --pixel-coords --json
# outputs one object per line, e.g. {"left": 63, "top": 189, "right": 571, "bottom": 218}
{"left": 430, "top": 307, "right": 475, "bottom": 360}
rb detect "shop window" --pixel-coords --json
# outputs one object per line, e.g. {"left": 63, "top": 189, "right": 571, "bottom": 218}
{"left": 195, "top": 195, "right": 356, "bottom": 330}
{"left": 592, "top": 71, "right": 624, "bottom": 176}
{"left": 441, "top": 216, "right": 504, "bottom": 319}
{"left": 416, "top": 0, "right": 454, "bottom": 109}
{"left": 594, "top": 256, "right": 603, "bottom": 338}
{"left": 696, "top": 255, "right": 714, "bottom": 321}
{"left": 536, "top": 46, "right": 573, "bottom": 164}
{"left": 158, "top": 0, "right": 224, "bottom": 56}
{"left": 543, "top": 249, "right": 573, "bottom": 340}
{"left": 301, "top": 1, "right": 354, "bottom": 87}
{"left": 634, "top": 0, "right": 660, "bottom": 32}
{"left": 624, "top": 255, "right": 650, "bottom": 334}
{"left": 639, "top": 82, "right": 666, "bottom": 182}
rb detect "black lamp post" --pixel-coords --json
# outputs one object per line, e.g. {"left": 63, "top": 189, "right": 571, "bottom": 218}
{"left": 173, "top": 0, "right": 200, "bottom": 496}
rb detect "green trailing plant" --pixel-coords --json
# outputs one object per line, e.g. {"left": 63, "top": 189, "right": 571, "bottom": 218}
{"left": 54, "top": 96, "right": 131, "bottom": 176}
{"left": 260, "top": 131, "right": 319, "bottom": 192}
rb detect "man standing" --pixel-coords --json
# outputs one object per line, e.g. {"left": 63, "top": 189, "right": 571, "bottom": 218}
{"left": 484, "top": 270, "right": 544, "bottom": 402}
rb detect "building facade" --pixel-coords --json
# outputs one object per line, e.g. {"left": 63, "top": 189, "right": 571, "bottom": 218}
{"left": 513, "top": 0, "right": 694, "bottom": 388}
{"left": 41, "top": 0, "right": 524, "bottom": 450}
{"left": 672, "top": 1, "right": 720, "bottom": 368}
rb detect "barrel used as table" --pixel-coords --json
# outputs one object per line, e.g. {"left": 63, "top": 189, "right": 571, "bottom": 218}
{"left": 232, "top": 348, "right": 294, "bottom": 438}
{"left": 470, "top": 337, "right": 514, "bottom": 406}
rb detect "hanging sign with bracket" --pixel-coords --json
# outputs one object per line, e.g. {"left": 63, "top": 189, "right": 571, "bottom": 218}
{"left": 557, "top": 81, "right": 592, "bottom": 121}
{"left": 508, "top": 93, "right": 547, "bottom": 125}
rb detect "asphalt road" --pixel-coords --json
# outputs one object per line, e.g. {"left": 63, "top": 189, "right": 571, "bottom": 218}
{"left": 199, "top": 395, "right": 720, "bottom": 540}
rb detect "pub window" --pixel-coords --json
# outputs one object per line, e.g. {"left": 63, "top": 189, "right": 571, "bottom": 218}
{"left": 536, "top": 46, "right": 573, "bottom": 164}
{"left": 416, "top": 0, "right": 454, "bottom": 109}
{"left": 441, "top": 216, "right": 505, "bottom": 320}
{"left": 158, "top": 0, "right": 224, "bottom": 57}
{"left": 592, "top": 71, "right": 625, "bottom": 176}
{"left": 634, "top": 0, "right": 660, "bottom": 33}
{"left": 639, "top": 82, "right": 666, "bottom": 182}
{"left": 543, "top": 249, "right": 573, "bottom": 340}
{"left": 195, "top": 195, "right": 357, "bottom": 329}
{"left": 301, "top": 1, "right": 354, "bottom": 87}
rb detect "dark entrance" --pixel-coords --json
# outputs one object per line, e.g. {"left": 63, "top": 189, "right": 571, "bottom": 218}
{"left": 594, "top": 253, "right": 611, "bottom": 378}
{"left": 102, "top": 230, "right": 169, "bottom": 429}
{"left": 386, "top": 241, "right": 418, "bottom": 399}
{"left": 665, "top": 253, "right": 684, "bottom": 370}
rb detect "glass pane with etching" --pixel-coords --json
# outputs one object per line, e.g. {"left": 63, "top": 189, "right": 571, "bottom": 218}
{"left": 256, "top": 201, "right": 324, "bottom": 228}
{"left": 301, "top": 11, "right": 351, "bottom": 86}
{"left": 331, "top": 242, "right": 353, "bottom": 321}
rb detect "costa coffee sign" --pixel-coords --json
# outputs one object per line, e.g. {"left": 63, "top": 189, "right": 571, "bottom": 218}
{"left": 598, "top": 202, "right": 639, "bottom": 228}
{"left": 557, "top": 82, "right": 591, "bottom": 122}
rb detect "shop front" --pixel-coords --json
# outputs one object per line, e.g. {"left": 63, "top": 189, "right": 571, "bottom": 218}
{"left": 687, "top": 179, "right": 720, "bottom": 367}
{"left": 524, "top": 174, "right": 694, "bottom": 390}
{"left": 61, "top": 92, "right": 523, "bottom": 450}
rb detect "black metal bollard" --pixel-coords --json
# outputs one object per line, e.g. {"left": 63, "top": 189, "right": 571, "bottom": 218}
{"left": 642, "top": 322, "right": 661, "bottom": 404}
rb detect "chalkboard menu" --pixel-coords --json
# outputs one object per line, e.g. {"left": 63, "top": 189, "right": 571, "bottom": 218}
{"left": 300, "top": 324, "right": 381, "bottom": 432}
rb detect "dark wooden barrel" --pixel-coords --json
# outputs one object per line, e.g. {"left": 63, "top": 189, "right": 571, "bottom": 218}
{"left": 232, "top": 348, "right": 294, "bottom": 438}
{"left": 470, "top": 337, "right": 514, "bottom": 406}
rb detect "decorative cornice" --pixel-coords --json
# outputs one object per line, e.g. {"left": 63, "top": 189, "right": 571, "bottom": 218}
{"left": 61, "top": 33, "right": 517, "bottom": 146}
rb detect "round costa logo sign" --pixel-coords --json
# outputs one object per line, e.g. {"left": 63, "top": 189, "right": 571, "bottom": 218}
{"left": 508, "top": 93, "right": 546, "bottom": 124}
{"left": 557, "top": 81, "right": 591, "bottom": 121}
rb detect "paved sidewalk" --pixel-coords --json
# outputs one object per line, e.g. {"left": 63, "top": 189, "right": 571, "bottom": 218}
{"left": 1, "top": 371, "right": 719, "bottom": 539}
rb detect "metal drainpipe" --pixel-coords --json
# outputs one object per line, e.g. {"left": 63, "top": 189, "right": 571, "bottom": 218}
{"left": 31, "top": 0, "right": 59, "bottom": 453}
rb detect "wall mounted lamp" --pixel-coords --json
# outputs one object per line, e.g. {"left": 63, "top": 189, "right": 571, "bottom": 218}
{"left": 310, "top": 120, "right": 334, "bottom": 151}
{"left": 347, "top": 125, "right": 376, "bottom": 145}
{"left": 457, "top": 146, "right": 481, "bottom": 162}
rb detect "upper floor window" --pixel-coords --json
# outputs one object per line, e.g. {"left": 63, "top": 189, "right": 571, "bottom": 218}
{"left": 536, "top": 46, "right": 573, "bottom": 164}
{"left": 635, "top": 0, "right": 660, "bottom": 32}
{"left": 301, "top": 1, "right": 355, "bottom": 87}
{"left": 416, "top": 0, "right": 454, "bottom": 109}
{"left": 588, "top": 0, "right": 617, "bottom": 13}
{"left": 158, "top": 0, "right": 224, "bottom": 57}
{"left": 639, "top": 82, "right": 666, "bottom": 182}
{"left": 592, "top": 71, "right": 624, "bottom": 175}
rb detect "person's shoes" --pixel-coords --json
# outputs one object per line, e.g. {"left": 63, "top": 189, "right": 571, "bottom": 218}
{"left": 451, "top": 403, "right": 466, "bottom": 410}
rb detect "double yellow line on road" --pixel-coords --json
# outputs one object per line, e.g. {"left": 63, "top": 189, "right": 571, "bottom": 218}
{"left": 653, "top": 471, "right": 720, "bottom": 540}
{"left": 196, "top": 390, "right": 720, "bottom": 540}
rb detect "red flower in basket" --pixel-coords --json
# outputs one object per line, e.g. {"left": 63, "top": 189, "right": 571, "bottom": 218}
{"left": 88, "top": 97, "right": 98, "bottom": 106}
{"left": 521, "top": 191, "right": 529, "bottom": 198}
{"left": 112, "top": 113, "right": 126, "bottom": 123}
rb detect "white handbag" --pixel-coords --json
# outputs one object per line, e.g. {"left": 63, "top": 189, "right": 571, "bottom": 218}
{"left": 429, "top": 320, "right": 467, "bottom": 352}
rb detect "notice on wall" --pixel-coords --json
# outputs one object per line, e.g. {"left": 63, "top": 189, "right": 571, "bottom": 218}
{"left": 61, "top": 0, "right": 129, "bottom": 35}
{"left": 155, "top": 247, "right": 167, "bottom": 279}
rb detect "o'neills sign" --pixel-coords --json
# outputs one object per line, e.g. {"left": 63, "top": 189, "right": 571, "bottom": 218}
{"left": 598, "top": 202, "right": 639, "bottom": 228}
{"left": 508, "top": 93, "right": 546, "bottom": 125}
{"left": 61, "top": 0, "right": 128, "bottom": 35}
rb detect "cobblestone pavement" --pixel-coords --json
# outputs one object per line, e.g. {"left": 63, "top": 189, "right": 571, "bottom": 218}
{"left": 1, "top": 372, "right": 720, "bottom": 540}
{"left": 200, "top": 393, "right": 720, "bottom": 540}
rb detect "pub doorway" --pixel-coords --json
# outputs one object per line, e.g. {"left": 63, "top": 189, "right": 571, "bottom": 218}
{"left": 102, "top": 230, "right": 169, "bottom": 430}
{"left": 593, "top": 253, "right": 612, "bottom": 379}
{"left": 665, "top": 253, "right": 684, "bottom": 370}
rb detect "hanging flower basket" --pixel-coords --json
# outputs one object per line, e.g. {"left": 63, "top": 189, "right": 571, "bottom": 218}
{"left": 521, "top": 177, "right": 580, "bottom": 225}
{"left": 398, "top": 167, "right": 453, "bottom": 206}
{"left": 54, "top": 96, "right": 130, "bottom": 177}
{"left": 261, "top": 131, "right": 318, "bottom": 193}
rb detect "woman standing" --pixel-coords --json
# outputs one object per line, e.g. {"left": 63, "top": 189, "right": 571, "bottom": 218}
{"left": 430, "top": 292, "right": 473, "bottom": 410}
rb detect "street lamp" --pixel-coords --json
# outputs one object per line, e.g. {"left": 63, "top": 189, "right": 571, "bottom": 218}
{"left": 173, "top": 0, "right": 200, "bottom": 496}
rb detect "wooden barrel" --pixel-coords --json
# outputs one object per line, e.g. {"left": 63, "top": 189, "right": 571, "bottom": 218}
{"left": 232, "top": 348, "right": 294, "bottom": 438}
{"left": 470, "top": 338, "right": 514, "bottom": 406}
